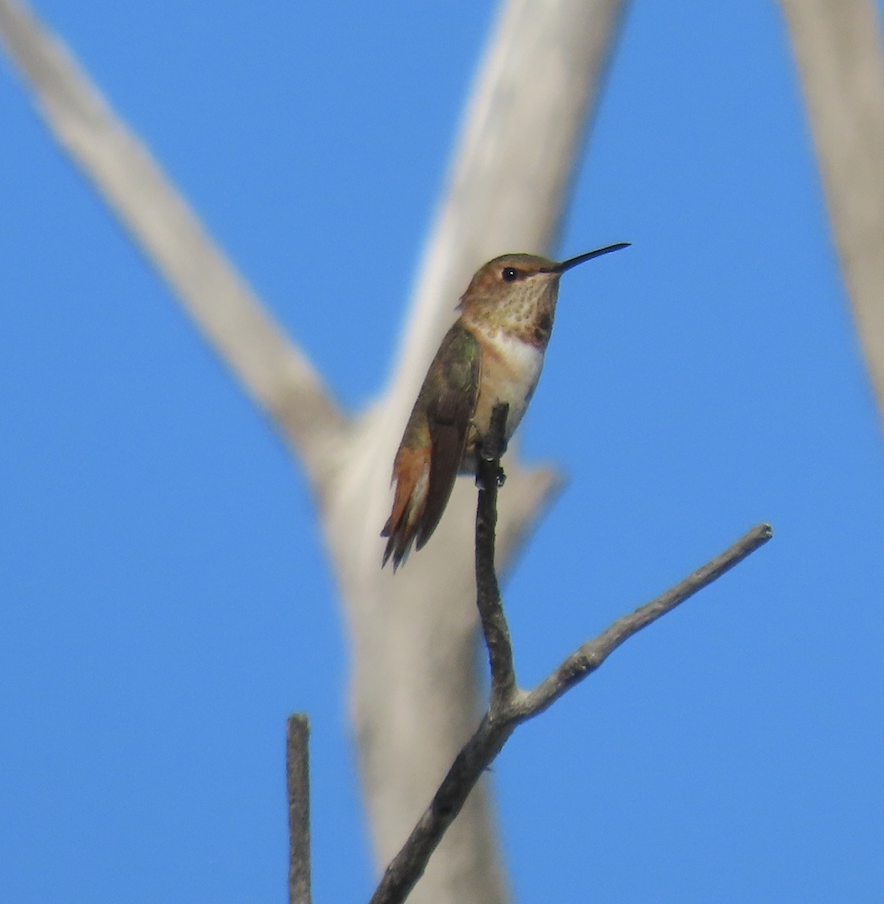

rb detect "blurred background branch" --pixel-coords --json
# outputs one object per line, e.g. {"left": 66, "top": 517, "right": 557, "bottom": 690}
{"left": 780, "top": 0, "right": 884, "bottom": 420}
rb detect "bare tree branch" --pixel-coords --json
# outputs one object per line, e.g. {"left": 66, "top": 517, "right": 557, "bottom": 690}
{"left": 286, "top": 715, "right": 312, "bottom": 904}
{"left": 0, "top": 0, "right": 348, "bottom": 489}
{"left": 475, "top": 404, "right": 517, "bottom": 710}
{"left": 779, "top": 0, "right": 884, "bottom": 421}
{"left": 370, "top": 506, "right": 773, "bottom": 904}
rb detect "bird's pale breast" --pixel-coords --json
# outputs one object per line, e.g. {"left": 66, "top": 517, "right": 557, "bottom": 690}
{"left": 472, "top": 331, "right": 544, "bottom": 441}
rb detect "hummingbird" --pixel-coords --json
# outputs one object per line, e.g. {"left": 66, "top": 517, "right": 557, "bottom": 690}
{"left": 381, "top": 242, "right": 629, "bottom": 569}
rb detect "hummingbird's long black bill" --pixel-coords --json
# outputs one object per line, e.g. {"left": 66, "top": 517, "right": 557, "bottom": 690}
{"left": 552, "top": 242, "right": 631, "bottom": 273}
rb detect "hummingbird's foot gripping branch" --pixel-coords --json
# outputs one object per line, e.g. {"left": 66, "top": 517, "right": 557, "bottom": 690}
{"left": 475, "top": 404, "right": 517, "bottom": 708}
{"left": 476, "top": 407, "right": 509, "bottom": 493}
{"left": 368, "top": 405, "right": 773, "bottom": 904}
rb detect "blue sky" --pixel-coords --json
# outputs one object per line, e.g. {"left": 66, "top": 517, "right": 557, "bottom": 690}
{"left": 2, "top": 2, "right": 883, "bottom": 902}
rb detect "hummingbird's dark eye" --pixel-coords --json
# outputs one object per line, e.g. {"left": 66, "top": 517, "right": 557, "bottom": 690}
{"left": 502, "top": 267, "right": 519, "bottom": 282}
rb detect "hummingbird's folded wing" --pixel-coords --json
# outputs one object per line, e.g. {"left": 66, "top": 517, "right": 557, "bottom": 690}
{"left": 415, "top": 324, "right": 481, "bottom": 550}
{"left": 382, "top": 323, "right": 480, "bottom": 568}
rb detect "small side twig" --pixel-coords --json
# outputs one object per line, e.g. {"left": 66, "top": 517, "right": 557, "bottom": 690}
{"left": 368, "top": 404, "right": 773, "bottom": 904}
{"left": 286, "top": 714, "right": 312, "bottom": 904}
{"left": 515, "top": 522, "right": 772, "bottom": 719}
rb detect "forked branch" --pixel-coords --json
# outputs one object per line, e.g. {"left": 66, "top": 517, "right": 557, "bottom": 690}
{"left": 369, "top": 405, "right": 773, "bottom": 904}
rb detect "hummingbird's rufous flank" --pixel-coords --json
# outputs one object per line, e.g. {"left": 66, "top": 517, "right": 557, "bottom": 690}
{"left": 381, "top": 242, "right": 629, "bottom": 569}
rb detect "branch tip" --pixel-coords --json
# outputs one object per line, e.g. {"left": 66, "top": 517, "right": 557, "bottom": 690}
{"left": 287, "top": 714, "right": 312, "bottom": 904}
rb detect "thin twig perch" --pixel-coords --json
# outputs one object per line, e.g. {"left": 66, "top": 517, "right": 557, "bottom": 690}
{"left": 475, "top": 403, "right": 516, "bottom": 709}
{"left": 287, "top": 714, "right": 312, "bottom": 904}
{"left": 369, "top": 404, "right": 773, "bottom": 904}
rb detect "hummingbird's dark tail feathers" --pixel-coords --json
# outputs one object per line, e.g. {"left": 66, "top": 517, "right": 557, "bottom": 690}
{"left": 381, "top": 526, "right": 410, "bottom": 571}
{"left": 381, "top": 511, "right": 416, "bottom": 571}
